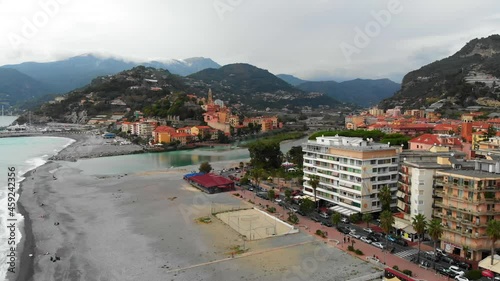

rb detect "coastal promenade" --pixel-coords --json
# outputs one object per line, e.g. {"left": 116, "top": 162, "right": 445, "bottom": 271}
{"left": 231, "top": 186, "right": 449, "bottom": 281}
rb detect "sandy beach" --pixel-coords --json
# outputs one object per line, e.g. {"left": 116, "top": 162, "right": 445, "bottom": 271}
{"left": 12, "top": 135, "right": 378, "bottom": 281}
{"left": 48, "top": 133, "right": 145, "bottom": 161}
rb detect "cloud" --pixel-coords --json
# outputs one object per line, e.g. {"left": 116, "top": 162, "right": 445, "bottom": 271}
{"left": 0, "top": 0, "right": 499, "bottom": 81}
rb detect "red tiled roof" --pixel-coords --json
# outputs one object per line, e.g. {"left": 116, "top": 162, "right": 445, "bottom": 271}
{"left": 171, "top": 132, "right": 191, "bottom": 138}
{"left": 154, "top": 126, "right": 176, "bottom": 133}
{"left": 409, "top": 133, "right": 462, "bottom": 146}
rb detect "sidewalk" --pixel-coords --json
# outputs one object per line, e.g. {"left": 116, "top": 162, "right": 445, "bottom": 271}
{"left": 231, "top": 187, "right": 449, "bottom": 281}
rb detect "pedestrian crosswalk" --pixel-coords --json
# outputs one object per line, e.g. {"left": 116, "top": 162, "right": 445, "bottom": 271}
{"left": 395, "top": 249, "right": 418, "bottom": 258}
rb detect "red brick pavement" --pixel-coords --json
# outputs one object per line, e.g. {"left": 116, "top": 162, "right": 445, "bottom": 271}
{"left": 231, "top": 188, "right": 449, "bottom": 281}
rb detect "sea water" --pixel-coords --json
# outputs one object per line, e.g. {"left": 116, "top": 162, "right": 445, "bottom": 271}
{"left": 0, "top": 136, "right": 73, "bottom": 280}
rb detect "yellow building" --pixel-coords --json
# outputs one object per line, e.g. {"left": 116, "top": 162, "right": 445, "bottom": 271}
{"left": 434, "top": 164, "right": 500, "bottom": 262}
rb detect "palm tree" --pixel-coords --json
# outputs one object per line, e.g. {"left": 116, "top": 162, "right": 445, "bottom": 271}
{"left": 362, "top": 213, "right": 373, "bottom": 228}
{"left": 427, "top": 219, "right": 443, "bottom": 269}
{"left": 308, "top": 175, "right": 320, "bottom": 211}
{"left": 332, "top": 213, "right": 342, "bottom": 227}
{"left": 380, "top": 210, "right": 394, "bottom": 263}
{"left": 486, "top": 220, "right": 500, "bottom": 266}
{"left": 379, "top": 185, "right": 392, "bottom": 211}
{"left": 412, "top": 214, "right": 428, "bottom": 263}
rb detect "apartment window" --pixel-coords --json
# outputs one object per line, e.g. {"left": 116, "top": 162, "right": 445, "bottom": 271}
{"left": 372, "top": 168, "right": 377, "bottom": 173}
{"left": 372, "top": 201, "right": 377, "bottom": 206}
{"left": 419, "top": 190, "right": 424, "bottom": 195}
{"left": 458, "top": 190, "right": 463, "bottom": 198}
{"left": 418, "top": 200, "right": 424, "bottom": 205}
{"left": 370, "top": 160, "right": 376, "bottom": 164}
{"left": 419, "top": 180, "right": 424, "bottom": 185}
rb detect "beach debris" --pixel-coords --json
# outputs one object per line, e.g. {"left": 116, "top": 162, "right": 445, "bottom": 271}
{"left": 54, "top": 222, "right": 60, "bottom": 226}
{"left": 168, "top": 197, "right": 177, "bottom": 201}
{"left": 28, "top": 254, "right": 33, "bottom": 257}
{"left": 44, "top": 252, "right": 50, "bottom": 255}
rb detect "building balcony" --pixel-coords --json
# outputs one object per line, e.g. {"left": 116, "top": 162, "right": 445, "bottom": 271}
{"left": 442, "top": 227, "right": 489, "bottom": 240}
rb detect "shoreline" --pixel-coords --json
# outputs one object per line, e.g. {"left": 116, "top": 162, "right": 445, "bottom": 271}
{"left": 13, "top": 169, "right": 35, "bottom": 281}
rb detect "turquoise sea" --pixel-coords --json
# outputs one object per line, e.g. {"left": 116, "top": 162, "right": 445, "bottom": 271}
{"left": 0, "top": 136, "right": 74, "bottom": 280}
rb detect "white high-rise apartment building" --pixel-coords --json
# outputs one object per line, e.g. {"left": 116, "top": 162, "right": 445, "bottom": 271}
{"left": 302, "top": 136, "right": 399, "bottom": 215}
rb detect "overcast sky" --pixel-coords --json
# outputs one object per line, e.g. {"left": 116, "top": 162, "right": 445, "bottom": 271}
{"left": 1, "top": 0, "right": 499, "bottom": 82}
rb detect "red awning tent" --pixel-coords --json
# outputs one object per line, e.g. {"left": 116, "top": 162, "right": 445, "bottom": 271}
{"left": 189, "top": 174, "right": 234, "bottom": 189}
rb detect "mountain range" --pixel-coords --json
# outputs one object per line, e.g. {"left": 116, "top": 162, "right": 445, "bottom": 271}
{"left": 0, "top": 54, "right": 404, "bottom": 109}
{"left": 380, "top": 34, "right": 500, "bottom": 110}
{"left": 186, "top": 63, "right": 338, "bottom": 109}
{"left": 32, "top": 64, "right": 343, "bottom": 123}
{"left": 0, "top": 54, "right": 220, "bottom": 106}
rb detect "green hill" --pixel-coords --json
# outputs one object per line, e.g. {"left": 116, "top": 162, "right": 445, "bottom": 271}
{"left": 187, "top": 63, "right": 340, "bottom": 109}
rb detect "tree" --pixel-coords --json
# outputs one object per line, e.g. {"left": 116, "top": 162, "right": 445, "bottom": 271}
{"left": 486, "top": 220, "right": 500, "bottom": 266}
{"left": 362, "top": 213, "right": 373, "bottom": 228}
{"left": 287, "top": 146, "right": 304, "bottom": 168}
{"left": 284, "top": 188, "right": 292, "bottom": 203}
{"left": 250, "top": 168, "right": 264, "bottom": 188}
{"left": 331, "top": 213, "right": 342, "bottom": 227}
{"left": 267, "top": 189, "right": 276, "bottom": 202}
{"left": 349, "top": 213, "right": 361, "bottom": 224}
{"left": 380, "top": 210, "right": 394, "bottom": 257}
{"left": 248, "top": 140, "right": 283, "bottom": 170}
{"left": 199, "top": 162, "right": 212, "bottom": 173}
{"left": 379, "top": 185, "right": 392, "bottom": 211}
{"left": 308, "top": 175, "right": 320, "bottom": 211}
{"left": 427, "top": 219, "right": 443, "bottom": 269}
{"left": 288, "top": 212, "right": 299, "bottom": 224}
{"left": 299, "top": 198, "right": 315, "bottom": 215}
{"left": 412, "top": 214, "right": 428, "bottom": 263}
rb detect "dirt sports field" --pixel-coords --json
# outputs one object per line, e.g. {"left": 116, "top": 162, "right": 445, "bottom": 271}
{"left": 215, "top": 208, "right": 298, "bottom": 240}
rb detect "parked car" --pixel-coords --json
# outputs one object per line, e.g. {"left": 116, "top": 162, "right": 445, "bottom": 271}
{"left": 296, "top": 210, "right": 306, "bottom": 216}
{"left": 435, "top": 248, "right": 446, "bottom": 256}
{"left": 337, "top": 226, "right": 350, "bottom": 234}
{"left": 456, "top": 261, "right": 472, "bottom": 270}
{"left": 363, "top": 227, "right": 373, "bottom": 233}
{"left": 436, "top": 267, "right": 455, "bottom": 277}
{"left": 454, "top": 276, "right": 469, "bottom": 281}
{"left": 387, "top": 235, "right": 397, "bottom": 242}
{"left": 319, "top": 213, "right": 330, "bottom": 219}
{"left": 371, "top": 242, "right": 385, "bottom": 249}
{"left": 423, "top": 251, "right": 440, "bottom": 262}
{"left": 321, "top": 221, "right": 333, "bottom": 227}
{"left": 275, "top": 198, "right": 282, "bottom": 203}
{"left": 442, "top": 255, "right": 458, "bottom": 265}
{"left": 349, "top": 232, "right": 361, "bottom": 239}
{"left": 367, "top": 234, "right": 379, "bottom": 242}
{"left": 340, "top": 217, "right": 350, "bottom": 224}
{"left": 311, "top": 217, "right": 321, "bottom": 223}
{"left": 449, "top": 265, "right": 465, "bottom": 277}
{"left": 419, "top": 260, "right": 431, "bottom": 268}
{"left": 360, "top": 236, "right": 372, "bottom": 243}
